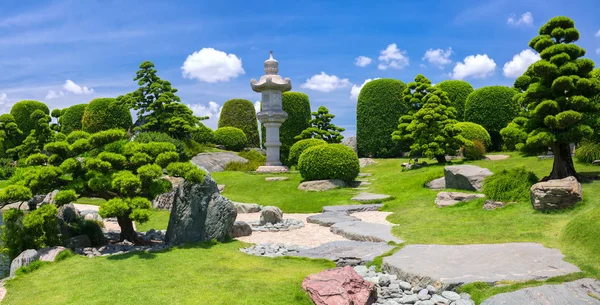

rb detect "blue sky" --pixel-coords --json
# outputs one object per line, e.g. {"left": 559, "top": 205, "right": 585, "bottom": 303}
{"left": 1, "top": 0, "right": 599, "bottom": 136}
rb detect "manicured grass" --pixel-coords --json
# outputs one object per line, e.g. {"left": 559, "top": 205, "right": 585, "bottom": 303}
{"left": 3, "top": 241, "right": 334, "bottom": 305}
{"left": 74, "top": 197, "right": 106, "bottom": 206}
{"left": 136, "top": 209, "right": 170, "bottom": 232}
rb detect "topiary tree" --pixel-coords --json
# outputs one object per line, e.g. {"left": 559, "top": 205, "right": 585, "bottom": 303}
{"left": 357, "top": 78, "right": 407, "bottom": 157}
{"left": 393, "top": 74, "right": 462, "bottom": 163}
{"left": 218, "top": 99, "right": 259, "bottom": 147}
{"left": 82, "top": 98, "right": 132, "bottom": 133}
{"left": 295, "top": 106, "right": 345, "bottom": 143}
{"left": 435, "top": 80, "right": 474, "bottom": 121}
{"left": 10, "top": 100, "right": 49, "bottom": 142}
{"left": 133, "top": 131, "right": 189, "bottom": 161}
{"left": 500, "top": 117, "right": 529, "bottom": 151}
{"left": 60, "top": 104, "right": 87, "bottom": 134}
{"left": 0, "top": 114, "right": 23, "bottom": 155}
{"left": 298, "top": 144, "right": 359, "bottom": 182}
{"left": 214, "top": 127, "right": 248, "bottom": 151}
{"left": 7, "top": 110, "right": 54, "bottom": 160}
{"left": 455, "top": 122, "right": 492, "bottom": 149}
{"left": 288, "top": 138, "right": 327, "bottom": 166}
{"left": 464, "top": 86, "right": 519, "bottom": 150}
{"left": 511, "top": 16, "right": 600, "bottom": 180}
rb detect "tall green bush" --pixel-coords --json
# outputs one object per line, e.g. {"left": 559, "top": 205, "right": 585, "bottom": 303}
{"left": 435, "top": 80, "right": 474, "bottom": 121}
{"left": 60, "top": 104, "right": 87, "bottom": 134}
{"left": 455, "top": 122, "right": 492, "bottom": 149}
{"left": 81, "top": 98, "right": 132, "bottom": 133}
{"left": 464, "top": 86, "right": 519, "bottom": 150}
{"left": 357, "top": 78, "right": 407, "bottom": 157}
{"left": 218, "top": 99, "right": 259, "bottom": 147}
{"left": 298, "top": 144, "right": 359, "bottom": 182}
{"left": 10, "top": 100, "right": 50, "bottom": 141}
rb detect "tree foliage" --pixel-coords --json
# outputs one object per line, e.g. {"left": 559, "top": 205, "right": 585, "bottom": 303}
{"left": 288, "top": 138, "right": 327, "bottom": 166}
{"left": 60, "top": 104, "right": 87, "bottom": 134}
{"left": 295, "top": 106, "right": 345, "bottom": 143}
{"left": 81, "top": 98, "right": 132, "bottom": 133}
{"left": 7, "top": 110, "right": 55, "bottom": 160}
{"left": 435, "top": 80, "right": 474, "bottom": 121}
{"left": 0, "top": 114, "right": 23, "bottom": 155}
{"left": 218, "top": 99, "right": 260, "bottom": 147}
{"left": 9, "top": 100, "right": 49, "bottom": 142}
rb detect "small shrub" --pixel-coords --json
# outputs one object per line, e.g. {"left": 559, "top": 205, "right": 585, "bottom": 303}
{"left": 218, "top": 99, "right": 260, "bottom": 147}
{"left": 463, "top": 140, "right": 487, "bottom": 160}
{"left": 166, "top": 162, "right": 206, "bottom": 183}
{"left": 483, "top": 167, "right": 538, "bottom": 202}
{"left": 455, "top": 122, "right": 492, "bottom": 148}
{"left": 192, "top": 123, "right": 214, "bottom": 144}
{"left": 81, "top": 98, "right": 132, "bottom": 133}
{"left": 500, "top": 122, "right": 528, "bottom": 151}
{"left": 134, "top": 132, "right": 189, "bottom": 161}
{"left": 214, "top": 127, "right": 247, "bottom": 151}
{"left": 575, "top": 141, "right": 600, "bottom": 163}
{"left": 298, "top": 144, "right": 359, "bottom": 182}
{"left": 54, "top": 190, "right": 77, "bottom": 207}
{"left": 288, "top": 138, "right": 327, "bottom": 166}
{"left": 224, "top": 150, "right": 266, "bottom": 172}
{"left": 0, "top": 158, "right": 16, "bottom": 179}
{"left": 1, "top": 204, "right": 61, "bottom": 259}
{"left": 155, "top": 151, "right": 180, "bottom": 168}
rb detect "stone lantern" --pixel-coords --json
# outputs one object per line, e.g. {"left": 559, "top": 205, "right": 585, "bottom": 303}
{"left": 251, "top": 51, "right": 292, "bottom": 172}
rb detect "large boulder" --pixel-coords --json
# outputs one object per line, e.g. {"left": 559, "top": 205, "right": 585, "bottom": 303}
{"left": 165, "top": 173, "right": 237, "bottom": 245}
{"left": 9, "top": 249, "right": 39, "bottom": 277}
{"left": 41, "top": 189, "right": 59, "bottom": 206}
{"left": 190, "top": 152, "right": 248, "bottom": 173}
{"left": 342, "top": 136, "right": 357, "bottom": 154}
{"left": 530, "top": 176, "right": 582, "bottom": 211}
{"left": 151, "top": 176, "right": 185, "bottom": 210}
{"left": 298, "top": 179, "right": 346, "bottom": 192}
{"left": 302, "top": 266, "right": 377, "bottom": 305}
{"left": 444, "top": 165, "right": 493, "bottom": 191}
{"left": 259, "top": 206, "right": 283, "bottom": 225}
{"left": 58, "top": 203, "right": 81, "bottom": 223}
{"left": 38, "top": 246, "right": 67, "bottom": 262}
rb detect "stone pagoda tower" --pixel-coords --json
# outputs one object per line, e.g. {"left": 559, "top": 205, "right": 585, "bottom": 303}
{"left": 251, "top": 51, "right": 292, "bottom": 172}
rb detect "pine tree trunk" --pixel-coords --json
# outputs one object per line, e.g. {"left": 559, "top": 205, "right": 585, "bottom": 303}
{"left": 543, "top": 143, "right": 581, "bottom": 181}
{"left": 435, "top": 155, "right": 447, "bottom": 164}
{"left": 117, "top": 216, "right": 141, "bottom": 244}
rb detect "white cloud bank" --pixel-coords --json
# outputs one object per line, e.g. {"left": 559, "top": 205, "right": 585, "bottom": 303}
{"left": 0, "top": 93, "right": 12, "bottom": 113}
{"left": 45, "top": 80, "right": 94, "bottom": 100}
{"left": 503, "top": 49, "right": 540, "bottom": 78}
{"left": 301, "top": 72, "right": 351, "bottom": 92}
{"left": 350, "top": 78, "right": 380, "bottom": 100}
{"left": 181, "top": 48, "right": 245, "bottom": 83}
{"left": 507, "top": 12, "right": 533, "bottom": 27}
{"left": 422, "top": 48, "right": 453, "bottom": 68}
{"left": 187, "top": 101, "right": 222, "bottom": 129}
{"left": 354, "top": 56, "right": 373, "bottom": 67}
{"left": 378, "top": 43, "right": 409, "bottom": 70}
{"left": 451, "top": 54, "right": 496, "bottom": 80}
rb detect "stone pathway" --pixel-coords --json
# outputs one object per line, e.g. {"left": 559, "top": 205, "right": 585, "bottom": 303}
{"left": 331, "top": 221, "right": 403, "bottom": 244}
{"left": 351, "top": 192, "right": 392, "bottom": 202}
{"left": 322, "top": 204, "right": 383, "bottom": 213}
{"left": 306, "top": 212, "right": 361, "bottom": 227}
{"left": 290, "top": 241, "right": 394, "bottom": 266}
{"left": 485, "top": 154, "right": 510, "bottom": 161}
{"left": 481, "top": 278, "right": 600, "bottom": 305}
{"left": 382, "top": 243, "right": 581, "bottom": 290}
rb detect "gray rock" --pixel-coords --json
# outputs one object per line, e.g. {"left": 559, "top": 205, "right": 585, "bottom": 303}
{"left": 435, "top": 192, "right": 485, "bottom": 207}
{"left": 259, "top": 206, "right": 283, "bottom": 225}
{"left": 444, "top": 165, "right": 493, "bottom": 191}
{"left": 298, "top": 179, "right": 346, "bottom": 191}
{"left": 233, "top": 202, "right": 262, "bottom": 213}
{"left": 419, "top": 301, "right": 435, "bottom": 305}
{"left": 38, "top": 246, "right": 67, "bottom": 262}
{"left": 426, "top": 177, "right": 446, "bottom": 190}
{"left": 64, "top": 235, "right": 92, "bottom": 249}
{"left": 322, "top": 204, "right": 383, "bottom": 214}
{"left": 265, "top": 176, "right": 289, "bottom": 181}
{"left": 330, "top": 221, "right": 403, "bottom": 243}
{"left": 359, "top": 158, "right": 377, "bottom": 168}
{"left": 442, "top": 291, "right": 460, "bottom": 301}
{"left": 453, "top": 299, "right": 475, "bottom": 305}
{"left": 230, "top": 221, "right": 252, "bottom": 238}
{"left": 399, "top": 281, "right": 412, "bottom": 290}
{"left": 217, "top": 184, "right": 225, "bottom": 192}
{"left": 383, "top": 243, "right": 580, "bottom": 291}
{"left": 9, "top": 249, "right": 39, "bottom": 277}
{"left": 592, "top": 160, "right": 600, "bottom": 166}
{"left": 165, "top": 173, "right": 237, "bottom": 245}
{"left": 28, "top": 194, "right": 45, "bottom": 209}
{"left": 399, "top": 294, "right": 419, "bottom": 303}
{"left": 152, "top": 176, "right": 185, "bottom": 210}
{"left": 358, "top": 173, "right": 372, "bottom": 177}
{"left": 83, "top": 212, "right": 103, "bottom": 222}
{"left": 57, "top": 203, "right": 81, "bottom": 224}
{"left": 431, "top": 295, "right": 450, "bottom": 304}
{"left": 41, "top": 190, "right": 59, "bottom": 206}
{"left": 530, "top": 176, "right": 582, "bottom": 211}
{"left": 480, "top": 278, "right": 600, "bottom": 305}
{"left": 418, "top": 289, "right": 431, "bottom": 300}
{"left": 482, "top": 200, "right": 512, "bottom": 210}
{"left": 342, "top": 136, "right": 357, "bottom": 154}
{"left": 306, "top": 212, "right": 361, "bottom": 227}
{"left": 351, "top": 192, "right": 392, "bottom": 202}
{"left": 191, "top": 152, "right": 248, "bottom": 172}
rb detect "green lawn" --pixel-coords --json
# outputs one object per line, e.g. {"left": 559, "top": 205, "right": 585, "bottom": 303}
{"left": 74, "top": 197, "right": 106, "bottom": 206}
{"left": 136, "top": 209, "right": 170, "bottom": 232}
{"left": 3, "top": 241, "right": 334, "bottom": 305}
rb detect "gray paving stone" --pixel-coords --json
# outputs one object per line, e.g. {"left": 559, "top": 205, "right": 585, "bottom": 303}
{"left": 330, "top": 221, "right": 403, "bottom": 243}
{"left": 383, "top": 243, "right": 580, "bottom": 291}
{"left": 306, "top": 212, "right": 361, "bottom": 227}
{"left": 351, "top": 192, "right": 392, "bottom": 202}
{"left": 481, "top": 278, "right": 600, "bottom": 305}
{"left": 322, "top": 204, "right": 383, "bottom": 214}
{"left": 290, "top": 240, "right": 394, "bottom": 265}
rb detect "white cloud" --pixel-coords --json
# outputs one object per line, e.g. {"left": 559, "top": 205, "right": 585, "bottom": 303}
{"left": 187, "top": 101, "right": 222, "bottom": 130}
{"left": 422, "top": 48, "right": 453, "bottom": 68}
{"left": 181, "top": 48, "right": 244, "bottom": 83}
{"left": 300, "top": 72, "right": 351, "bottom": 92}
{"left": 45, "top": 90, "right": 64, "bottom": 100}
{"left": 451, "top": 54, "right": 497, "bottom": 80}
{"left": 378, "top": 43, "right": 409, "bottom": 70}
{"left": 503, "top": 49, "right": 540, "bottom": 78}
{"left": 0, "top": 93, "right": 12, "bottom": 113}
{"left": 254, "top": 101, "right": 261, "bottom": 113}
{"left": 507, "top": 12, "right": 533, "bottom": 27}
{"left": 595, "top": 29, "right": 600, "bottom": 37}
{"left": 350, "top": 78, "right": 380, "bottom": 100}
{"left": 354, "top": 56, "right": 373, "bottom": 67}
{"left": 63, "top": 80, "right": 93, "bottom": 95}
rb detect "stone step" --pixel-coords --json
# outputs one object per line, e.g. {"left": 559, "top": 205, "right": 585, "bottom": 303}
{"left": 322, "top": 204, "right": 383, "bottom": 214}
{"left": 306, "top": 212, "right": 361, "bottom": 227}
{"left": 382, "top": 243, "right": 581, "bottom": 291}
{"left": 481, "top": 278, "right": 600, "bottom": 305}
{"left": 290, "top": 240, "right": 394, "bottom": 266}
{"left": 351, "top": 192, "right": 392, "bottom": 202}
{"left": 330, "top": 221, "right": 403, "bottom": 244}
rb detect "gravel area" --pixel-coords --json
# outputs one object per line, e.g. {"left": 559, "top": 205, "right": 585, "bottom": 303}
{"left": 352, "top": 211, "right": 393, "bottom": 225}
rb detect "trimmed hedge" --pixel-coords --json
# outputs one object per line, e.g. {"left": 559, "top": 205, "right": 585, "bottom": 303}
{"left": 455, "top": 122, "right": 492, "bottom": 148}
{"left": 288, "top": 138, "right": 327, "bottom": 166}
{"left": 298, "top": 144, "right": 359, "bottom": 182}
{"left": 356, "top": 78, "right": 407, "bottom": 157}
{"left": 464, "top": 86, "right": 519, "bottom": 150}
{"left": 81, "top": 98, "right": 132, "bottom": 133}
{"left": 435, "top": 80, "right": 474, "bottom": 121}
{"left": 10, "top": 100, "right": 50, "bottom": 140}
{"left": 214, "top": 127, "right": 247, "bottom": 151}
{"left": 218, "top": 99, "right": 259, "bottom": 147}
{"left": 60, "top": 104, "right": 87, "bottom": 134}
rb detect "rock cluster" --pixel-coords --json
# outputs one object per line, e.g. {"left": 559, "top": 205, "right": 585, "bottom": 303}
{"left": 248, "top": 218, "right": 304, "bottom": 232}
{"left": 240, "top": 243, "right": 307, "bottom": 257}
{"left": 75, "top": 230, "right": 169, "bottom": 258}
{"left": 353, "top": 266, "right": 475, "bottom": 305}
{"left": 9, "top": 246, "right": 68, "bottom": 277}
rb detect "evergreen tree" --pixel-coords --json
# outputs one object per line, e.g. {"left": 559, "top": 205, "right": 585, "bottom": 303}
{"left": 0, "top": 114, "right": 23, "bottom": 155}
{"left": 295, "top": 106, "right": 345, "bottom": 143}
{"left": 7, "top": 110, "right": 54, "bottom": 159}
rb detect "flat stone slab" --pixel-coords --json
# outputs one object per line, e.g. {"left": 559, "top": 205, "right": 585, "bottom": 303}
{"left": 291, "top": 240, "right": 394, "bottom": 265}
{"left": 298, "top": 179, "right": 346, "bottom": 192}
{"left": 359, "top": 158, "right": 377, "bottom": 168}
{"left": 191, "top": 152, "right": 248, "bottom": 172}
{"left": 330, "top": 221, "right": 403, "bottom": 244}
{"left": 306, "top": 212, "right": 361, "bottom": 227}
{"left": 383, "top": 243, "right": 580, "bottom": 291}
{"left": 485, "top": 154, "right": 510, "bottom": 161}
{"left": 73, "top": 203, "right": 99, "bottom": 214}
{"left": 351, "top": 192, "right": 392, "bottom": 202}
{"left": 350, "top": 181, "right": 371, "bottom": 187}
{"left": 435, "top": 192, "right": 485, "bottom": 207}
{"left": 322, "top": 204, "right": 383, "bottom": 214}
{"left": 265, "top": 176, "right": 290, "bottom": 181}
{"left": 255, "top": 166, "right": 289, "bottom": 173}
{"left": 426, "top": 177, "right": 446, "bottom": 190}
{"left": 358, "top": 173, "right": 372, "bottom": 177}
{"left": 481, "top": 278, "right": 600, "bottom": 305}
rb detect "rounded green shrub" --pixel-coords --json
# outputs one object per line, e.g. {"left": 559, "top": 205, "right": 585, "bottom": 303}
{"left": 218, "top": 99, "right": 259, "bottom": 147}
{"left": 575, "top": 141, "right": 600, "bottom": 163}
{"left": 465, "top": 86, "right": 519, "bottom": 150}
{"left": 214, "top": 127, "right": 247, "bottom": 151}
{"left": 81, "top": 98, "right": 132, "bottom": 133}
{"left": 500, "top": 122, "right": 528, "bottom": 151}
{"left": 192, "top": 123, "right": 214, "bottom": 144}
{"left": 356, "top": 78, "right": 407, "bottom": 157}
{"left": 298, "top": 144, "right": 359, "bottom": 182}
{"left": 134, "top": 132, "right": 188, "bottom": 161}
{"left": 60, "top": 104, "right": 87, "bottom": 134}
{"left": 10, "top": 100, "right": 50, "bottom": 140}
{"left": 455, "top": 122, "right": 492, "bottom": 148}
{"left": 435, "top": 80, "right": 474, "bottom": 121}
{"left": 54, "top": 190, "right": 77, "bottom": 207}
{"left": 288, "top": 138, "right": 327, "bottom": 166}
{"left": 483, "top": 167, "right": 538, "bottom": 202}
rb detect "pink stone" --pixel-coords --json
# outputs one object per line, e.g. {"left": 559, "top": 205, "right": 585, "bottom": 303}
{"left": 302, "top": 266, "right": 377, "bottom": 305}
